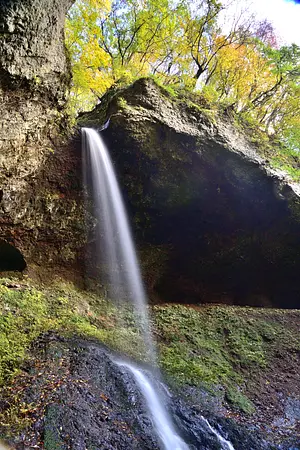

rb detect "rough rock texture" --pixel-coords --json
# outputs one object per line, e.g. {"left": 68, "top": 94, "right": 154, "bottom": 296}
{"left": 79, "top": 78, "right": 300, "bottom": 308}
{"left": 0, "top": 0, "right": 74, "bottom": 86}
{"left": 0, "top": 0, "right": 84, "bottom": 272}
{"left": 2, "top": 334, "right": 281, "bottom": 450}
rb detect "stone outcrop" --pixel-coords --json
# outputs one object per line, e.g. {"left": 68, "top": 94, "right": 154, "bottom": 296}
{"left": 0, "top": 0, "right": 84, "bottom": 272}
{"left": 79, "top": 78, "right": 300, "bottom": 308}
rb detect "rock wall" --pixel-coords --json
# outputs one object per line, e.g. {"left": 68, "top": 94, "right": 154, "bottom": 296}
{"left": 79, "top": 78, "right": 300, "bottom": 308}
{"left": 0, "top": 0, "right": 85, "bottom": 273}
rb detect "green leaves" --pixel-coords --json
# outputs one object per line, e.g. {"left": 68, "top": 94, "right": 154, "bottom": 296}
{"left": 65, "top": 0, "right": 230, "bottom": 110}
{"left": 66, "top": 0, "right": 300, "bottom": 170}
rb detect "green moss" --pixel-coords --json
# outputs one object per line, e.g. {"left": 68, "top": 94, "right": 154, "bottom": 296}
{"left": 148, "top": 75, "right": 179, "bottom": 99}
{"left": 271, "top": 160, "right": 300, "bottom": 182}
{"left": 44, "top": 429, "right": 64, "bottom": 450}
{"left": 234, "top": 111, "right": 300, "bottom": 181}
{"left": 154, "top": 304, "right": 299, "bottom": 413}
{"left": 117, "top": 96, "right": 128, "bottom": 109}
{"left": 0, "top": 277, "right": 299, "bottom": 420}
{"left": 0, "top": 284, "right": 49, "bottom": 384}
{"left": 44, "top": 405, "right": 65, "bottom": 450}
{"left": 185, "top": 99, "right": 217, "bottom": 123}
{"left": 225, "top": 385, "right": 255, "bottom": 415}
{"left": 158, "top": 83, "right": 179, "bottom": 99}
{"left": 0, "top": 278, "right": 144, "bottom": 385}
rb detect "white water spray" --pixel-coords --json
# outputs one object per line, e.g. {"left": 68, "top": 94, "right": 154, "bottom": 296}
{"left": 118, "top": 361, "right": 190, "bottom": 450}
{"left": 82, "top": 128, "right": 188, "bottom": 450}
{"left": 82, "top": 127, "right": 154, "bottom": 358}
{"left": 201, "top": 416, "right": 235, "bottom": 450}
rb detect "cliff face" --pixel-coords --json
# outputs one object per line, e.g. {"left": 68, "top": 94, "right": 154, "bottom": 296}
{"left": 1, "top": 0, "right": 299, "bottom": 308}
{"left": 80, "top": 78, "right": 300, "bottom": 308}
{"left": 0, "top": 0, "right": 74, "bottom": 89}
{"left": 0, "top": 0, "right": 85, "bottom": 273}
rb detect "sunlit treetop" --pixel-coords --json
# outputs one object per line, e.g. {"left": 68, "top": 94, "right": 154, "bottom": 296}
{"left": 65, "top": 0, "right": 300, "bottom": 158}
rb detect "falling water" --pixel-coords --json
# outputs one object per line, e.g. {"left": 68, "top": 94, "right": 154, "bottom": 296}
{"left": 117, "top": 361, "right": 190, "bottom": 450}
{"left": 82, "top": 128, "right": 188, "bottom": 450}
{"left": 82, "top": 127, "right": 154, "bottom": 360}
{"left": 201, "top": 417, "right": 235, "bottom": 450}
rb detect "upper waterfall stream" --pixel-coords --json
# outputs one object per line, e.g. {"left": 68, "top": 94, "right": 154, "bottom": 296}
{"left": 82, "top": 127, "right": 189, "bottom": 450}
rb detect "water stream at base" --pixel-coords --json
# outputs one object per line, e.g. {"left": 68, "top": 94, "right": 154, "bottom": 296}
{"left": 201, "top": 417, "right": 235, "bottom": 450}
{"left": 82, "top": 127, "right": 235, "bottom": 450}
{"left": 117, "top": 361, "right": 190, "bottom": 450}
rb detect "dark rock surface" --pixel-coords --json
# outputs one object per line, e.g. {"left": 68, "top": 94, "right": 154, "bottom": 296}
{"left": 79, "top": 78, "right": 300, "bottom": 308}
{"left": 0, "top": 0, "right": 85, "bottom": 271}
{"left": 5, "top": 334, "right": 288, "bottom": 450}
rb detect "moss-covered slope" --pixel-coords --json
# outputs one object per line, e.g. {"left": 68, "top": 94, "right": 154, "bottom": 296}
{"left": 0, "top": 278, "right": 298, "bottom": 447}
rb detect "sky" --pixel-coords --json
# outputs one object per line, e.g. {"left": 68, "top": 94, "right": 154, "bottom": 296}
{"left": 223, "top": 0, "right": 300, "bottom": 45}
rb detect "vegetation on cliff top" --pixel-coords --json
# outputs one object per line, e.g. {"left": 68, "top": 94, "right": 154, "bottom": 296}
{"left": 66, "top": 0, "right": 300, "bottom": 178}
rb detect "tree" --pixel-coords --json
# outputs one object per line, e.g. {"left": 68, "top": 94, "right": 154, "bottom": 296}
{"left": 181, "top": 0, "right": 252, "bottom": 83}
{"left": 66, "top": 0, "right": 299, "bottom": 159}
{"left": 205, "top": 35, "right": 300, "bottom": 147}
{"left": 250, "top": 44, "right": 300, "bottom": 109}
{"left": 65, "top": 0, "right": 112, "bottom": 111}
{"left": 66, "top": 0, "right": 180, "bottom": 110}
{"left": 253, "top": 19, "right": 278, "bottom": 48}
{"left": 66, "top": 0, "right": 254, "bottom": 107}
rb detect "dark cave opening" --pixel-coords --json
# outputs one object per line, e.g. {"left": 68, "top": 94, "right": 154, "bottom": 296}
{"left": 0, "top": 240, "right": 26, "bottom": 272}
{"left": 148, "top": 177, "right": 300, "bottom": 309}
{"left": 99, "top": 113, "right": 300, "bottom": 309}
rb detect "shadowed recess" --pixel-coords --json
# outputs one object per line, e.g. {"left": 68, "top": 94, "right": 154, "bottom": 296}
{"left": 0, "top": 240, "right": 26, "bottom": 271}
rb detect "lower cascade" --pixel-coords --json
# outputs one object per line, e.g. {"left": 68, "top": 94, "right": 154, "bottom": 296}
{"left": 117, "top": 361, "right": 190, "bottom": 450}
{"left": 82, "top": 127, "right": 190, "bottom": 450}
{"left": 200, "top": 417, "right": 235, "bottom": 450}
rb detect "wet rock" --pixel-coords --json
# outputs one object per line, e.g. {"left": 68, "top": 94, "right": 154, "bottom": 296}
{"left": 7, "top": 335, "right": 291, "bottom": 450}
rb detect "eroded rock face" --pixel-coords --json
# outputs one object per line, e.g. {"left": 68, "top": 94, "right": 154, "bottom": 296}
{"left": 79, "top": 78, "right": 300, "bottom": 308}
{"left": 0, "top": 0, "right": 73, "bottom": 87}
{"left": 0, "top": 0, "right": 84, "bottom": 271}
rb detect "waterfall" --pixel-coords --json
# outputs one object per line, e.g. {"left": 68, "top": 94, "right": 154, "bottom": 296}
{"left": 117, "top": 361, "right": 190, "bottom": 450}
{"left": 82, "top": 127, "right": 188, "bottom": 450}
{"left": 82, "top": 127, "right": 155, "bottom": 360}
{"left": 201, "top": 417, "right": 235, "bottom": 450}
